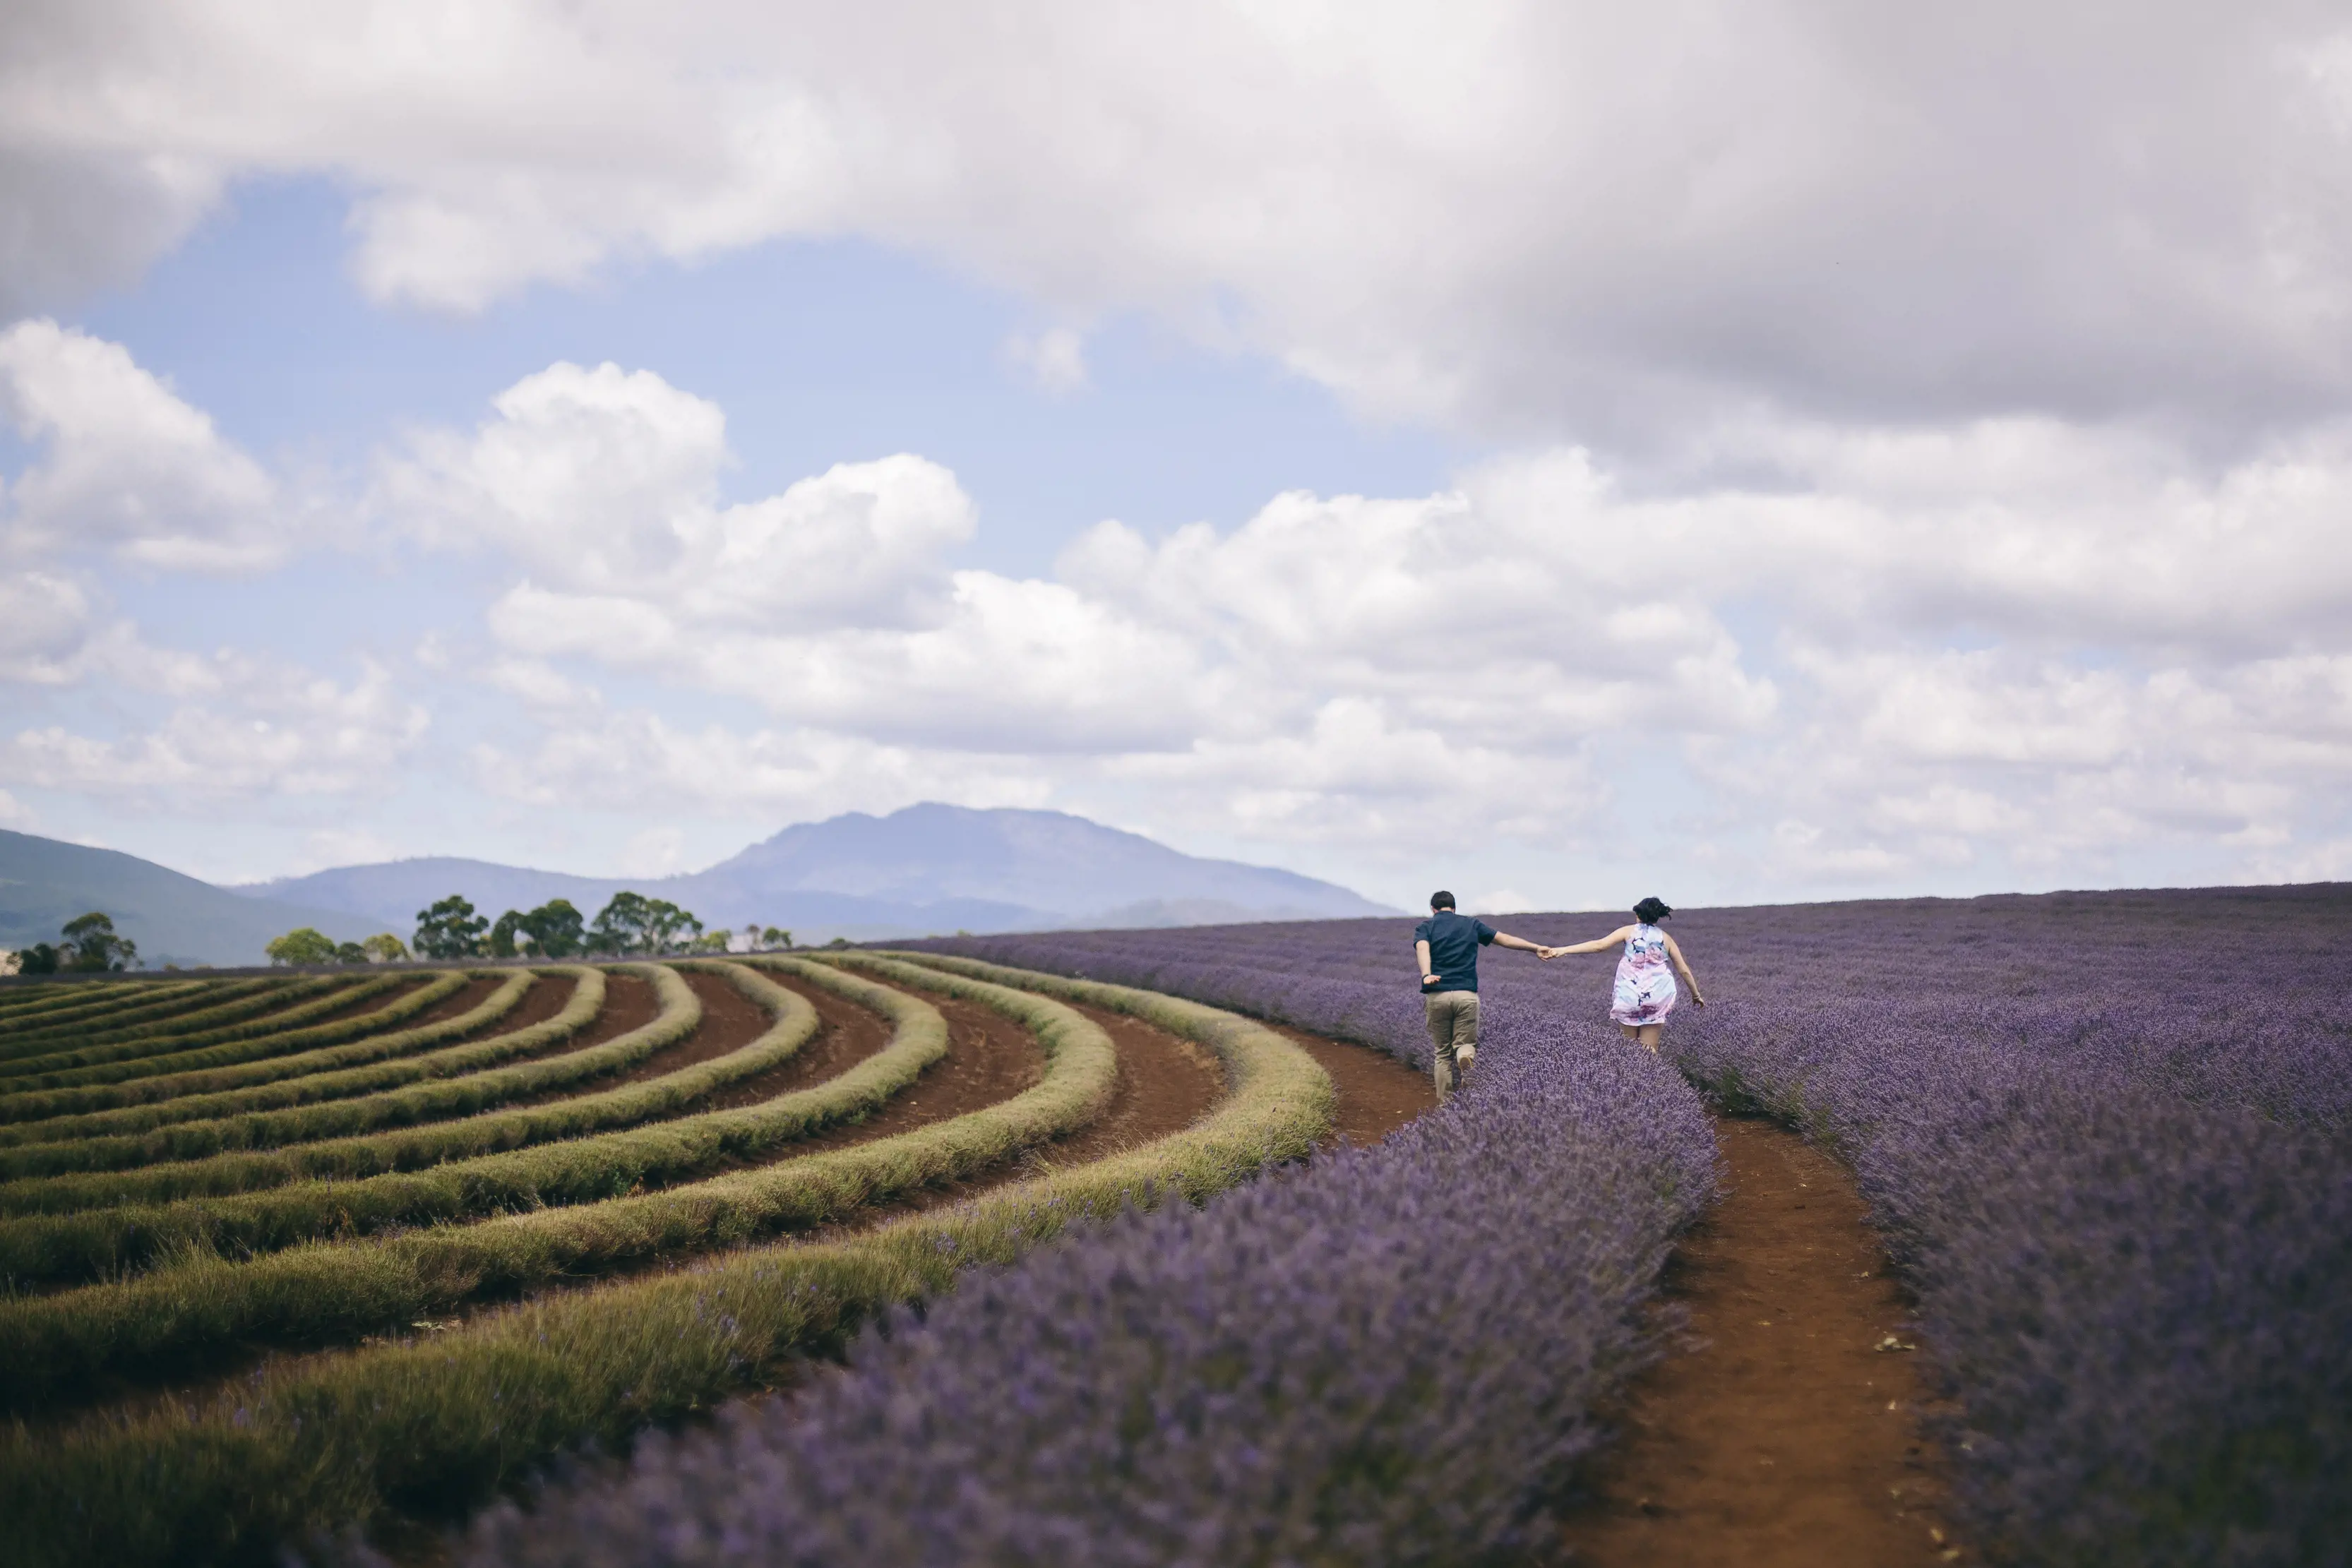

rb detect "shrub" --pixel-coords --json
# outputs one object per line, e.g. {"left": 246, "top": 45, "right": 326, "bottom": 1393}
{"left": 266, "top": 928, "right": 343, "bottom": 966}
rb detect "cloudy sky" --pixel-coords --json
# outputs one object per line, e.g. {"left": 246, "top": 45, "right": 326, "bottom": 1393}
{"left": 5, "top": 1, "right": 2352, "bottom": 912}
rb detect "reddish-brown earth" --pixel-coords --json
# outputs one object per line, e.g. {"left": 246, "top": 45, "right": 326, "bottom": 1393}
{"left": 467, "top": 974, "right": 576, "bottom": 1037}
{"left": 282, "top": 974, "right": 432, "bottom": 1028}
{"left": 489, "top": 975, "right": 672, "bottom": 1104}
{"left": 1268, "top": 1022, "right": 1434, "bottom": 1147}
{"left": 527, "top": 969, "right": 768, "bottom": 1092}
{"left": 732, "top": 985, "right": 1045, "bottom": 1173}
{"left": 407, "top": 974, "right": 505, "bottom": 1027}
{"left": 1556, "top": 1116, "right": 1961, "bottom": 1567}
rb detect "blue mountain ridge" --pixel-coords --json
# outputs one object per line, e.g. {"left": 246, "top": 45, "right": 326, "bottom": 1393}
{"left": 235, "top": 804, "right": 1397, "bottom": 949}
{"left": 0, "top": 829, "right": 379, "bottom": 968}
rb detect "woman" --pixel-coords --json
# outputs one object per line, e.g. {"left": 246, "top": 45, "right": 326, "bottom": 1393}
{"left": 1540, "top": 896, "right": 1706, "bottom": 1052}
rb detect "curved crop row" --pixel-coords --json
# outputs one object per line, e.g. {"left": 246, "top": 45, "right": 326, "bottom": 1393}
{"left": 0, "top": 969, "right": 626, "bottom": 1163}
{"left": 0, "top": 981, "right": 210, "bottom": 1038}
{"left": 0, "top": 971, "right": 489, "bottom": 1123}
{"left": 0, "top": 962, "right": 957, "bottom": 1406}
{"left": 0, "top": 957, "right": 1332, "bottom": 1567}
{"left": 0, "top": 974, "right": 428, "bottom": 1094}
{"left": 0, "top": 964, "right": 832, "bottom": 1279}
{"left": 0, "top": 979, "right": 300, "bottom": 1065}
{"left": 0, "top": 968, "right": 654, "bottom": 1175}
{"left": 0, "top": 959, "right": 945, "bottom": 1231}
{"left": 0, "top": 972, "right": 630, "bottom": 1207}
{"left": 0, "top": 976, "right": 395, "bottom": 1082}
{"left": 0, "top": 982, "right": 135, "bottom": 1019}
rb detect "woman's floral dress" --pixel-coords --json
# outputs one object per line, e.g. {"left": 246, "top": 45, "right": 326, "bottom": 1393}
{"left": 1611, "top": 922, "right": 1678, "bottom": 1026}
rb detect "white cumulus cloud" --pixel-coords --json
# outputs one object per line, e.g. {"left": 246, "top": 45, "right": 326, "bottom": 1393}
{"left": 11, "top": 3, "right": 2352, "bottom": 448}
{"left": 0, "top": 319, "right": 289, "bottom": 570}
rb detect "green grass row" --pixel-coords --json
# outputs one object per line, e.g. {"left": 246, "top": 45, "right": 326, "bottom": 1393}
{"left": 0, "top": 955, "right": 1334, "bottom": 1567}
{"left": 0, "top": 981, "right": 136, "bottom": 1021}
{"left": 0, "top": 978, "right": 190, "bottom": 1019}
{"left": 0, "top": 974, "right": 424, "bottom": 1094}
{"left": 0, "top": 979, "right": 210, "bottom": 1037}
{"left": 0, "top": 956, "right": 1092, "bottom": 1407}
{"left": 0, "top": 971, "right": 659, "bottom": 1208}
{"left": 0, "top": 969, "right": 625, "bottom": 1166}
{"left": 0, "top": 959, "right": 930, "bottom": 1221}
{"left": 0, "top": 978, "right": 301, "bottom": 1064}
{"left": 0, "top": 971, "right": 487, "bottom": 1124}
{"left": 0, "top": 963, "right": 854, "bottom": 1277}
{"left": 0, "top": 976, "right": 393, "bottom": 1082}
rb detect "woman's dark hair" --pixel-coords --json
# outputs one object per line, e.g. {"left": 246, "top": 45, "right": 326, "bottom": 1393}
{"left": 1632, "top": 896, "right": 1672, "bottom": 925}
{"left": 1429, "top": 890, "right": 1457, "bottom": 911}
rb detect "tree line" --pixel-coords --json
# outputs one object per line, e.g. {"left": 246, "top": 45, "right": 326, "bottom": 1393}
{"left": 5, "top": 912, "right": 140, "bottom": 975}
{"left": 262, "top": 892, "right": 804, "bottom": 966}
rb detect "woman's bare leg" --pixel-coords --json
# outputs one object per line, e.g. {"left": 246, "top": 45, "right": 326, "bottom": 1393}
{"left": 1618, "top": 1023, "right": 1641, "bottom": 1043}
{"left": 1636, "top": 1024, "right": 1662, "bottom": 1053}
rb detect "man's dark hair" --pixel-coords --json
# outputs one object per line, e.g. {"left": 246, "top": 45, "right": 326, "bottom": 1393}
{"left": 1633, "top": 896, "right": 1672, "bottom": 924}
{"left": 1429, "top": 890, "right": 1456, "bottom": 911}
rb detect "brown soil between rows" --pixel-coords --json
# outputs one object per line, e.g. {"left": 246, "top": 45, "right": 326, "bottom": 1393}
{"left": 1268, "top": 1022, "right": 1435, "bottom": 1147}
{"left": 688, "top": 984, "right": 1044, "bottom": 1185}
{"left": 298, "top": 974, "right": 438, "bottom": 1027}
{"left": 469, "top": 974, "right": 578, "bottom": 1039}
{"left": 1555, "top": 1117, "right": 1959, "bottom": 1567}
{"left": 696, "top": 972, "right": 893, "bottom": 1111}
{"left": 494, "top": 973, "right": 753, "bottom": 1109}
{"left": 519, "top": 972, "right": 655, "bottom": 1058}
{"left": 407, "top": 974, "right": 510, "bottom": 1027}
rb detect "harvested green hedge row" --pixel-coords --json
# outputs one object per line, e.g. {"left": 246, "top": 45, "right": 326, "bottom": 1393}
{"left": 0, "top": 958, "right": 1086, "bottom": 1406}
{"left": 0, "top": 979, "right": 299, "bottom": 1065}
{"left": 0, "top": 977, "right": 382, "bottom": 1079}
{"left": 0, "top": 981, "right": 208, "bottom": 1037}
{"left": 0, "top": 956, "right": 1332, "bottom": 1568}
{"left": 0, "top": 971, "right": 486, "bottom": 1124}
{"left": 0, "top": 983, "right": 133, "bottom": 1021}
{"left": 0, "top": 958, "right": 938, "bottom": 1219}
{"left": 0, "top": 965, "right": 834, "bottom": 1277}
{"left": 0, "top": 970, "right": 623, "bottom": 1163}
{"left": 0, "top": 971, "right": 652, "bottom": 1207}
{"left": 0, "top": 974, "right": 424, "bottom": 1094}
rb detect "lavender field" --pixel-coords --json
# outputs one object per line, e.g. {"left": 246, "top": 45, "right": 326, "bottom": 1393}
{"left": 430, "top": 884, "right": 2350, "bottom": 1568}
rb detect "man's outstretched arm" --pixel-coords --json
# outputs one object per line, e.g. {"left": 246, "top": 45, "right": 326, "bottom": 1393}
{"left": 1489, "top": 931, "right": 1545, "bottom": 954}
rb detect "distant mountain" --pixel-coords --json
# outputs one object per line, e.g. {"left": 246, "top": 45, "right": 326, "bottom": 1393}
{"left": 242, "top": 804, "right": 1396, "bottom": 941}
{"left": 0, "top": 830, "right": 380, "bottom": 968}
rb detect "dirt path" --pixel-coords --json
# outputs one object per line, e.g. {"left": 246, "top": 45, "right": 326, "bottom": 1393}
{"left": 1268, "top": 1023, "right": 1433, "bottom": 1146}
{"left": 1557, "top": 1117, "right": 1961, "bottom": 1567}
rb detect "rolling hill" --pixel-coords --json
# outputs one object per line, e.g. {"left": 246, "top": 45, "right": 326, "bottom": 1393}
{"left": 1, "top": 830, "right": 381, "bottom": 968}
{"left": 241, "top": 805, "right": 1395, "bottom": 941}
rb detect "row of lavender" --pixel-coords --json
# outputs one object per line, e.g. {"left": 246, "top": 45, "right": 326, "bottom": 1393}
{"left": 972, "top": 886, "right": 2351, "bottom": 1564}
{"left": 422, "top": 885, "right": 2344, "bottom": 1564}
{"left": 1659, "top": 887, "right": 2352, "bottom": 1566}
{"left": 414, "top": 952, "right": 1717, "bottom": 1564}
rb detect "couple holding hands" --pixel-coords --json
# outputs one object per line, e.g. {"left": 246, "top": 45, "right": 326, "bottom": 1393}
{"left": 1412, "top": 892, "right": 1705, "bottom": 1102}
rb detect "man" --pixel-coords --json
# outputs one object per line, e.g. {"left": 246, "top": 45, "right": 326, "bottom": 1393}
{"left": 1414, "top": 891, "right": 1547, "bottom": 1102}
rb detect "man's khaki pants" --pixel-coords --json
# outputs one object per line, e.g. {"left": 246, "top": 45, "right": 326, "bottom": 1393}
{"left": 1423, "top": 990, "right": 1479, "bottom": 1102}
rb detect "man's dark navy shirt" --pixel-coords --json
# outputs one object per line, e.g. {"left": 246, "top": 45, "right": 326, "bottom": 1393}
{"left": 1415, "top": 909, "right": 1497, "bottom": 993}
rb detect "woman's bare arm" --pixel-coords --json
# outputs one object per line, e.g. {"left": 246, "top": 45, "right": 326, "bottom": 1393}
{"left": 1539, "top": 925, "right": 1634, "bottom": 959}
{"left": 1664, "top": 933, "right": 1707, "bottom": 1004}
